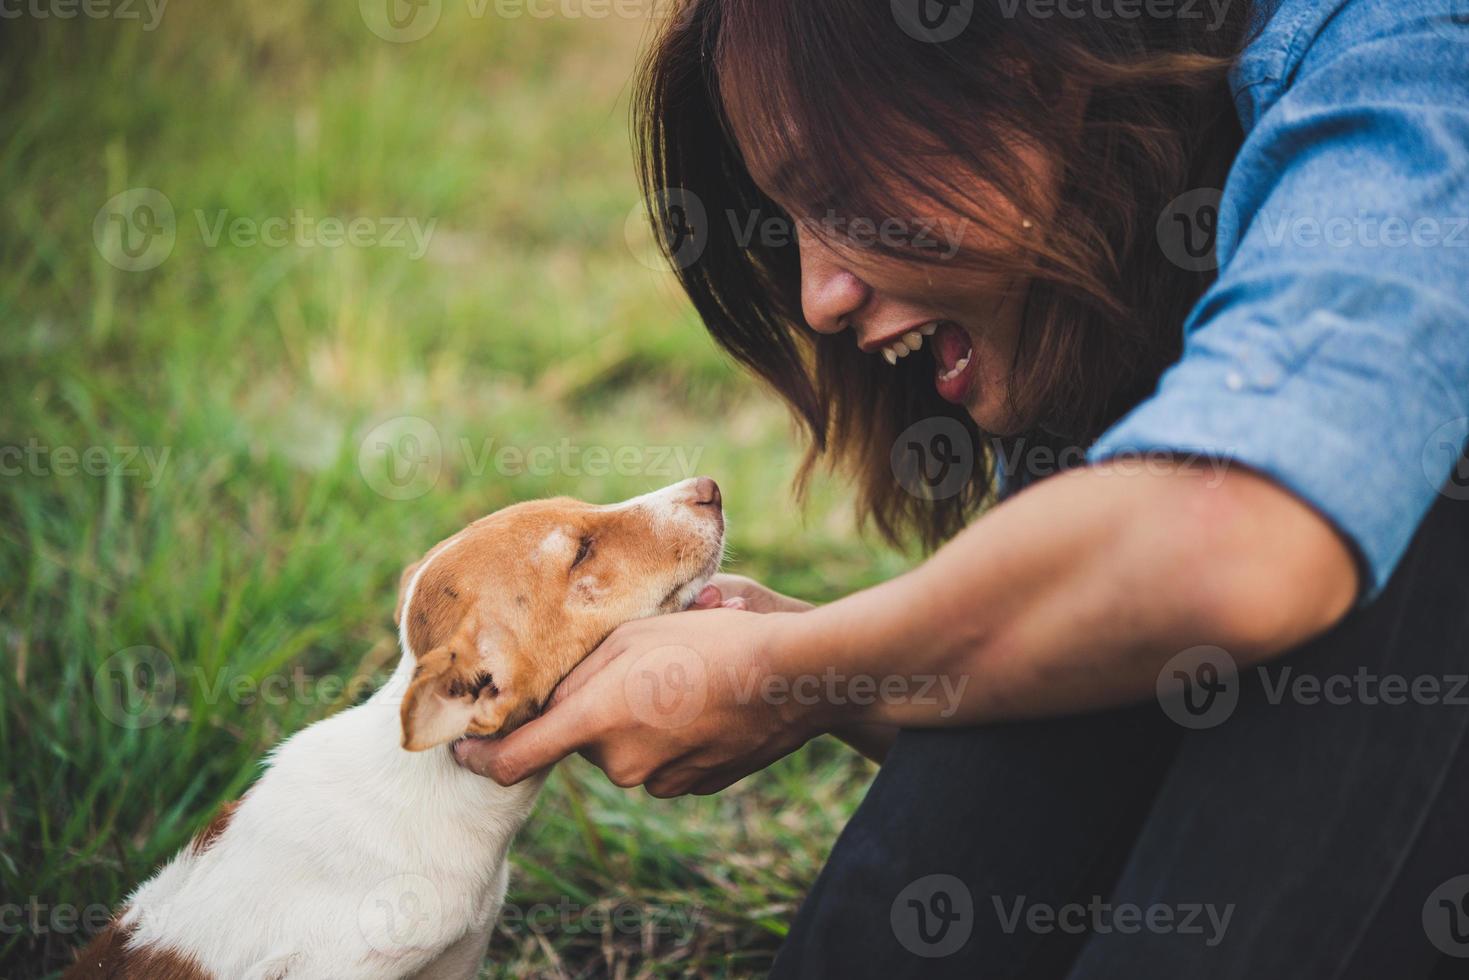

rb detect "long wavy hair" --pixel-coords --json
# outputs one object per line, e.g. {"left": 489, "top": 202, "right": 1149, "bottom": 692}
{"left": 635, "top": 0, "right": 1251, "bottom": 550}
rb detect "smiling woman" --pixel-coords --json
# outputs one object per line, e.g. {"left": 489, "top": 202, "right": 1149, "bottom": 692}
{"left": 453, "top": 0, "right": 1469, "bottom": 977}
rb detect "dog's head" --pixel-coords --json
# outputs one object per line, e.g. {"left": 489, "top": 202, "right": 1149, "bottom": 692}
{"left": 395, "top": 477, "right": 725, "bottom": 751}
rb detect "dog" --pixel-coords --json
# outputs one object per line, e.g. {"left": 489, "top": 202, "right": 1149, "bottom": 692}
{"left": 66, "top": 477, "right": 725, "bottom": 979}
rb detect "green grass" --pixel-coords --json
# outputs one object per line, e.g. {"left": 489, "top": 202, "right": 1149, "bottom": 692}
{"left": 0, "top": 4, "right": 912, "bottom": 976}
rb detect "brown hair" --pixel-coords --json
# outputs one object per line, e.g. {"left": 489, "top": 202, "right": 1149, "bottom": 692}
{"left": 635, "top": 0, "right": 1250, "bottom": 550}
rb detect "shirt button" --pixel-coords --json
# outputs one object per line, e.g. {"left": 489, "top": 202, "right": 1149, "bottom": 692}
{"left": 1225, "top": 370, "right": 1245, "bottom": 391}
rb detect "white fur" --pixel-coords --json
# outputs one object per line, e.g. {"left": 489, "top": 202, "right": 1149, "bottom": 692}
{"left": 120, "top": 652, "right": 544, "bottom": 978}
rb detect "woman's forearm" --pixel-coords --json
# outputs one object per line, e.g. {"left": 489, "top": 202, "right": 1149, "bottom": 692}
{"left": 769, "top": 461, "right": 1358, "bottom": 731}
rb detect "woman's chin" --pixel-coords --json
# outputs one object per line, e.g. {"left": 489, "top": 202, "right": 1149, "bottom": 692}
{"left": 964, "top": 394, "right": 1021, "bottom": 437}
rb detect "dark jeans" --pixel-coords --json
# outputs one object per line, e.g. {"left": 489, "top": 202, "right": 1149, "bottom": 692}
{"left": 771, "top": 486, "right": 1469, "bottom": 980}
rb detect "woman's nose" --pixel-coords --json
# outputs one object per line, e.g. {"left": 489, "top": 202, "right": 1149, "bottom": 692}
{"left": 799, "top": 233, "right": 870, "bottom": 335}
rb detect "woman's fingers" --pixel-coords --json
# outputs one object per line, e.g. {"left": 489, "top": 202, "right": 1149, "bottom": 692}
{"left": 453, "top": 702, "right": 592, "bottom": 785}
{"left": 690, "top": 584, "right": 746, "bottom": 611}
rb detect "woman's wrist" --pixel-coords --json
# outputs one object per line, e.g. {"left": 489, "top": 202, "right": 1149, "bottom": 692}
{"left": 755, "top": 606, "right": 882, "bottom": 737}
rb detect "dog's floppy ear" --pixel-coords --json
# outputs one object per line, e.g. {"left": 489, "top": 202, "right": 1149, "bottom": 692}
{"left": 400, "top": 615, "right": 513, "bottom": 751}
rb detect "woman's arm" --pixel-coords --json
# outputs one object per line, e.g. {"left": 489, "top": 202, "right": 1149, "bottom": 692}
{"left": 771, "top": 459, "right": 1357, "bottom": 732}
{"left": 456, "top": 459, "right": 1355, "bottom": 794}
{"left": 695, "top": 574, "right": 898, "bottom": 761}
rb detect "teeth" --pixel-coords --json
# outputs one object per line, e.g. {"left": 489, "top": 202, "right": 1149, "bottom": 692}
{"left": 877, "top": 323, "right": 947, "bottom": 365}
{"left": 939, "top": 354, "right": 972, "bottom": 383}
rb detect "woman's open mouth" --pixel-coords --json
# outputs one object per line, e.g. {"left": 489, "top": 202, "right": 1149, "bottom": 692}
{"left": 874, "top": 320, "right": 976, "bottom": 405}
{"left": 930, "top": 321, "right": 975, "bottom": 405}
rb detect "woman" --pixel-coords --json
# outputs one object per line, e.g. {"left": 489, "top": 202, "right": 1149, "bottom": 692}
{"left": 457, "top": 0, "right": 1469, "bottom": 975}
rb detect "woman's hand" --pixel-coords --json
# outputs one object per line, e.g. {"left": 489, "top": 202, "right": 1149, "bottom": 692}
{"left": 689, "top": 573, "right": 815, "bottom": 614}
{"left": 453, "top": 608, "right": 816, "bottom": 797}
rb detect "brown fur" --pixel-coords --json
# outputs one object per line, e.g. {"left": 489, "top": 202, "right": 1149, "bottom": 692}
{"left": 63, "top": 798, "right": 240, "bottom": 980}
{"left": 64, "top": 921, "right": 210, "bottom": 979}
{"left": 398, "top": 493, "right": 722, "bottom": 751}
{"left": 189, "top": 799, "right": 240, "bottom": 855}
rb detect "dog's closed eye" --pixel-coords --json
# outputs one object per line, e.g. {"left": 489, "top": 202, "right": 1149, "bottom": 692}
{"left": 570, "top": 534, "right": 594, "bottom": 570}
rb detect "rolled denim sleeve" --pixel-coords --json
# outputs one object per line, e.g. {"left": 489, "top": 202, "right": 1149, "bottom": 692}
{"left": 1089, "top": 0, "right": 1469, "bottom": 599}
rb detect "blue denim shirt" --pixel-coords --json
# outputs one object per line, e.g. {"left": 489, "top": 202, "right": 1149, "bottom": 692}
{"left": 1088, "top": 0, "right": 1469, "bottom": 600}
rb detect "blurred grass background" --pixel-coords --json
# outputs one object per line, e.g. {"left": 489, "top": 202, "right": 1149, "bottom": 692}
{"left": 0, "top": 2, "right": 913, "bottom": 976}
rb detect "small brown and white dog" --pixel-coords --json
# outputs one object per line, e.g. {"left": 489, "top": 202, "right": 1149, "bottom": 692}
{"left": 67, "top": 477, "right": 725, "bottom": 980}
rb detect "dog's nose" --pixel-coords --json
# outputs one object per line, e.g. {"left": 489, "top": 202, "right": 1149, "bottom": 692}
{"left": 690, "top": 476, "right": 721, "bottom": 508}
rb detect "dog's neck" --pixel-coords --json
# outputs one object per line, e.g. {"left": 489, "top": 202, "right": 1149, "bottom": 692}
{"left": 118, "top": 652, "right": 546, "bottom": 978}
{"left": 304, "top": 650, "right": 547, "bottom": 851}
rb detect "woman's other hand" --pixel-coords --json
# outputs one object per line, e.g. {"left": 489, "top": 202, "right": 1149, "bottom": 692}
{"left": 689, "top": 573, "right": 815, "bottom": 614}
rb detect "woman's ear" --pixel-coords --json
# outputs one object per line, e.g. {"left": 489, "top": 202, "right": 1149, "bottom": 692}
{"left": 400, "top": 637, "right": 513, "bottom": 752}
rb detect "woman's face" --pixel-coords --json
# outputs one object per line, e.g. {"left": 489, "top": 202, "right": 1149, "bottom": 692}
{"left": 792, "top": 223, "right": 1029, "bottom": 433}
{"left": 730, "top": 108, "right": 1057, "bottom": 436}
